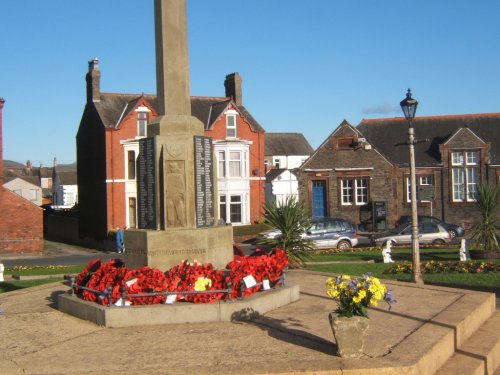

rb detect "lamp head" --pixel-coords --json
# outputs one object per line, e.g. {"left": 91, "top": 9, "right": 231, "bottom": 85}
{"left": 400, "top": 88, "right": 418, "bottom": 121}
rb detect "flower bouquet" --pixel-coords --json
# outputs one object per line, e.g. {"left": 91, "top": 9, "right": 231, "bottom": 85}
{"left": 326, "top": 274, "right": 395, "bottom": 317}
{"left": 325, "top": 274, "right": 395, "bottom": 358}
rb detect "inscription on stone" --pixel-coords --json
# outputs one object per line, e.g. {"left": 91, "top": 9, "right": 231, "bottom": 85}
{"left": 194, "top": 136, "right": 215, "bottom": 227}
{"left": 138, "top": 137, "right": 158, "bottom": 229}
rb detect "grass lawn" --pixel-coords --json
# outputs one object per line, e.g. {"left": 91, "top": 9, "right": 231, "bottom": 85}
{"left": 0, "top": 265, "right": 85, "bottom": 294}
{"left": 0, "top": 277, "right": 65, "bottom": 293}
{"left": 306, "top": 247, "right": 500, "bottom": 290}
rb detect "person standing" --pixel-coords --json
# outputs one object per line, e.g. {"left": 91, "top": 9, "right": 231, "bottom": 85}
{"left": 116, "top": 226, "right": 125, "bottom": 254}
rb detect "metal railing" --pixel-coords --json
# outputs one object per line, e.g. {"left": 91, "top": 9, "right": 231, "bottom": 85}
{"left": 65, "top": 271, "right": 287, "bottom": 307}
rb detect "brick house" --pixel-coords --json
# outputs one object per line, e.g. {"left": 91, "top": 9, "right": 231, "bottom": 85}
{"left": 298, "top": 113, "right": 500, "bottom": 231}
{"left": 0, "top": 98, "right": 43, "bottom": 253}
{"left": 77, "top": 59, "right": 265, "bottom": 241}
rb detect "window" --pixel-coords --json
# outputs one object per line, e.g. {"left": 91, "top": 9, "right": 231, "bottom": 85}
{"left": 128, "top": 151, "right": 136, "bottom": 180}
{"left": 219, "top": 195, "right": 227, "bottom": 223}
{"left": 274, "top": 158, "right": 281, "bottom": 169}
{"left": 451, "top": 151, "right": 479, "bottom": 202}
{"left": 137, "top": 112, "right": 148, "bottom": 137}
{"left": 66, "top": 192, "right": 75, "bottom": 205}
{"left": 230, "top": 195, "right": 242, "bottom": 223}
{"left": 29, "top": 189, "right": 38, "bottom": 201}
{"left": 406, "top": 175, "right": 434, "bottom": 202}
{"left": 218, "top": 151, "right": 226, "bottom": 178}
{"left": 128, "top": 198, "right": 137, "bottom": 228}
{"left": 341, "top": 178, "right": 368, "bottom": 205}
{"left": 226, "top": 114, "right": 236, "bottom": 138}
{"left": 229, "top": 151, "right": 241, "bottom": 177}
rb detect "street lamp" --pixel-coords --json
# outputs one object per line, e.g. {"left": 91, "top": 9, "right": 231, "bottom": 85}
{"left": 400, "top": 89, "right": 424, "bottom": 285}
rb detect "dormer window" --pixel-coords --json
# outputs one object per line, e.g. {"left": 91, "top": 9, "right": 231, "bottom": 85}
{"left": 135, "top": 106, "right": 151, "bottom": 137}
{"left": 226, "top": 110, "right": 238, "bottom": 138}
{"left": 137, "top": 112, "right": 148, "bottom": 137}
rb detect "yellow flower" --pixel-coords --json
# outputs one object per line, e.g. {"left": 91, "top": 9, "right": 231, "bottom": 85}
{"left": 194, "top": 277, "right": 212, "bottom": 291}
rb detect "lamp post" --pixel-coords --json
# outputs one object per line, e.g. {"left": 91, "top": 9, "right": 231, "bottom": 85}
{"left": 400, "top": 89, "right": 424, "bottom": 285}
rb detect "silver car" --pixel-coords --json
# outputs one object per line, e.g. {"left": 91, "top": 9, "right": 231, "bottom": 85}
{"left": 371, "top": 223, "right": 451, "bottom": 247}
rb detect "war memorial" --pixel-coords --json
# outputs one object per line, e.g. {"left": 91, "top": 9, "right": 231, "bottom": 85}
{"left": 57, "top": 0, "right": 299, "bottom": 326}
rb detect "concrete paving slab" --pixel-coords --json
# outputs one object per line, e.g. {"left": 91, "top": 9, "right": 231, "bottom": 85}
{"left": 0, "top": 270, "right": 496, "bottom": 375}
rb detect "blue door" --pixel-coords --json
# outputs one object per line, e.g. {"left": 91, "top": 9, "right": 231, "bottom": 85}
{"left": 312, "top": 180, "right": 327, "bottom": 218}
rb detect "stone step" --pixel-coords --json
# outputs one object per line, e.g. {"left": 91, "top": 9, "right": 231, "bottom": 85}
{"left": 435, "top": 311, "right": 500, "bottom": 375}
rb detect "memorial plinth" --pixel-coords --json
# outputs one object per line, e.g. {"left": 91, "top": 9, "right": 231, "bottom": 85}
{"left": 125, "top": 225, "right": 232, "bottom": 270}
{"left": 126, "top": 115, "right": 233, "bottom": 270}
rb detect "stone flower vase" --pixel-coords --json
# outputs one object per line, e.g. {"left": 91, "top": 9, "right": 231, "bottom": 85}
{"left": 329, "top": 312, "right": 369, "bottom": 358}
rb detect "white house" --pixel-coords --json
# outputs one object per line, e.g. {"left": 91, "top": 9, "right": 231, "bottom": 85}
{"left": 52, "top": 169, "right": 78, "bottom": 209}
{"left": 3, "top": 177, "right": 43, "bottom": 206}
{"left": 265, "top": 133, "right": 313, "bottom": 204}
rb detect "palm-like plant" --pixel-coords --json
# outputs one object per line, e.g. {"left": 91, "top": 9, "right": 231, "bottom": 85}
{"left": 259, "top": 196, "right": 313, "bottom": 267}
{"left": 470, "top": 183, "right": 500, "bottom": 251}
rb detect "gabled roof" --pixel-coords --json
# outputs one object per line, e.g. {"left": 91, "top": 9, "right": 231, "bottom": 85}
{"left": 57, "top": 171, "right": 78, "bottom": 185}
{"left": 265, "top": 133, "right": 314, "bottom": 156}
{"left": 95, "top": 94, "right": 264, "bottom": 132}
{"left": 38, "top": 167, "right": 53, "bottom": 178}
{"left": 95, "top": 94, "right": 158, "bottom": 128}
{"left": 357, "top": 113, "right": 500, "bottom": 166}
{"left": 3, "top": 176, "right": 40, "bottom": 187}
{"left": 265, "top": 168, "right": 298, "bottom": 182}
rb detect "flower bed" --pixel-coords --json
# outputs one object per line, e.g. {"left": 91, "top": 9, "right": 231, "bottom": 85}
{"left": 72, "top": 249, "right": 288, "bottom": 306}
{"left": 383, "top": 260, "right": 500, "bottom": 275}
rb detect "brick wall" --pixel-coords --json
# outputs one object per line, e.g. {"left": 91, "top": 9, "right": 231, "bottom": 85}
{"left": 0, "top": 188, "right": 43, "bottom": 253}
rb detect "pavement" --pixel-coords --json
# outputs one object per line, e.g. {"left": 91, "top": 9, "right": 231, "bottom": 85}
{"left": 1, "top": 241, "right": 499, "bottom": 374}
{"left": 0, "top": 265, "right": 499, "bottom": 374}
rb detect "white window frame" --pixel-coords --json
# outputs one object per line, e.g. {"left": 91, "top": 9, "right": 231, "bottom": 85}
{"left": 135, "top": 106, "right": 151, "bottom": 138}
{"left": 217, "top": 151, "right": 226, "bottom": 178}
{"left": 229, "top": 151, "right": 242, "bottom": 177}
{"left": 406, "top": 175, "right": 434, "bottom": 202}
{"left": 341, "top": 177, "right": 368, "bottom": 206}
{"left": 226, "top": 112, "right": 237, "bottom": 138}
{"left": 451, "top": 151, "right": 479, "bottom": 202}
{"left": 229, "top": 195, "right": 242, "bottom": 223}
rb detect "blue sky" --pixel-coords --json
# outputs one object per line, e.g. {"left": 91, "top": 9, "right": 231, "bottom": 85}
{"left": 1, "top": 1, "right": 499, "bottom": 166}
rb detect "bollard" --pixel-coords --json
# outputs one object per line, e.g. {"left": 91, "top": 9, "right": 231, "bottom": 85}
{"left": 0, "top": 263, "right": 4, "bottom": 282}
{"left": 382, "top": 240, "right": 395, "bottom": 263}
{"left": 459, "top": 239, "right": 469, "bottom": 261}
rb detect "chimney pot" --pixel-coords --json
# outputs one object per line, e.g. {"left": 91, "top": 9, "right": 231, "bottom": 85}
{"left": 224, "top": 72, "right": 242, "bottom": 106}
{"left": 86, "top": 58, "right": 101, "bottom": 103}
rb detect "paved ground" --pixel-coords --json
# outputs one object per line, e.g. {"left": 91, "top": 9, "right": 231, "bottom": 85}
{"left": 0, "top": 265, "right": 497, "bottom": 375}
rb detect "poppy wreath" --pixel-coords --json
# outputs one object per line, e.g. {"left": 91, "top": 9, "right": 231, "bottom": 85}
{"left": 81, "top": 259, "right": 127, "bottom": 305}
{"left": 74, "top": 258, "right": 102, "bottom": 294}
{"left": 165, "top": 261, "right": 227, "bottom": 303}
{"left": 227, "top": 248, "right": 288, "bottom": 299}
{"left": 122, "top": 267, "right": 170, "bottom": 305}
{"left": 73, "top": 249, "right": 289, "bottom": 305}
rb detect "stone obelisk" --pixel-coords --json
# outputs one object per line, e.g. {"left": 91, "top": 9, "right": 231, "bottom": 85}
{"left": 125, "top": 0, "right": 233, "bottom": 270}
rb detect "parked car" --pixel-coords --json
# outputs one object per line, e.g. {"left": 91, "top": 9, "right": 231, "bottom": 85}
{"left": 256, "top": 218, "right": 358, "bottom": 250}
{"left": 371, "top": 223, "right": 452, "bottom": 247}
{"left": 395, "top": 215, "right": 465, "bottom": 238}
{"left": 304, "top": 218, "right": 358, "bottom": 250}
{"left": 255, "top": 228, "right": 282, "bottom": 241}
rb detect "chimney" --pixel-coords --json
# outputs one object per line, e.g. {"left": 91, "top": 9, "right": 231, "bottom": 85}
{"left": 0, "top": 98, "right": 5, "bottom": 187}
{"left": 224, "top": 72, "right": 242, "bottom": 106}
{"left": 86, "top": 58, "right": 101, "bottom": 103}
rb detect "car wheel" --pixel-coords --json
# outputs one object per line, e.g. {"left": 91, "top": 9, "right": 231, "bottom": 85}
{"left": 448, "top": 230, "right": 457, "bottom": 238}
{"left": 433, "top": 239, "right": 445, "bottom": 245}
{"left": 337, "top": 240, "right": 352, "bottom": 250}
